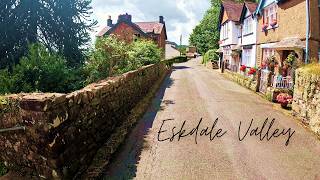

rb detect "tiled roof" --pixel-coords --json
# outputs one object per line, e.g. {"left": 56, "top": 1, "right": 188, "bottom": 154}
{"left": 96, "top": 26, "right": 112, "bottom": 37}
{"left": 96, "top": 22, "right": 164, "bottom": 37}
{"left": 245, "top": 1, "right": 258, "bottom": 14}
{"left": 222, "top": 1, "right": 244, "bottom": 22}
{"left": 135, "top": 22, "right": 164, "bottom": 34}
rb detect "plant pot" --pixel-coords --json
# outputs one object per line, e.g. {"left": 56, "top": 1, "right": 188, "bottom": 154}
{"left": 281, "top": 102, "right": 288, "bottom": 108}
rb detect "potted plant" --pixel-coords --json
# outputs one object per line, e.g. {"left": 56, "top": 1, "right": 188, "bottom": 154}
{"left": 266, "top": 55, "right": 277, "bottom": 73}
{"left": 270, "top": 19, "right": 277, "bottom": 27}
{"left": 262, "top": 23, "right": 268, "bottom": 32}
{"left": 240, "top": 65, "right": 247, "bottom": 72}
{"left": 276, "top": 93, "right": 293, "bottom": 108}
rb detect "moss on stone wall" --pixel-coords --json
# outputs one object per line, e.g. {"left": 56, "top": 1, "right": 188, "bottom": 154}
{"left": 293, "top": 68, "right": 320, "bottom": 135}
{"left": 223, "top": 70, "right": 258, "bottom": 92}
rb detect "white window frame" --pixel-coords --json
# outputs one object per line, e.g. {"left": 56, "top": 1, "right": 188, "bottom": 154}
{"left": 263, "top": 49, "right": 275, "bottom": 62}
{"left": 243, "top": 16, "right": 253, "bottom": 35}
{"left": 242, "top": 49, "right": 252, "bottom": 66}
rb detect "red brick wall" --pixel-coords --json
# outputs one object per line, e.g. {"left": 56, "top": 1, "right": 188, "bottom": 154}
{"left": 109, "top": 22, "right": 166, "bottom": 55}
{"left": 110, "top": 22, "right": 146, "bottom": 43}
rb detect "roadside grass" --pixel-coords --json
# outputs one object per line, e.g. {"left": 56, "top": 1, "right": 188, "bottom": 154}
{"left": 300, "top": 63, "right": 320, "bottom": 75}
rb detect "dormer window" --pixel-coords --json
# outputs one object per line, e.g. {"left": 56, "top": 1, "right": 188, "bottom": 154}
{"left": 264, "top": 3, "right": 278, "bottom": 26}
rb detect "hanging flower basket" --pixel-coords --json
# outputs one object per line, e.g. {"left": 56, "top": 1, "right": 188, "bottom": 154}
{"left": 270, "top": 19, "right": 277, "bottom": 27}
{"left": 262, "top": 23, "right": 268, "bottom": 32}
{"left": 231, "top": 51, "right": 240, "bottom": 58}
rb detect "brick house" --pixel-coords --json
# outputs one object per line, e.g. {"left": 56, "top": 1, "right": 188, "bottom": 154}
{"left": 218, "top": 1, "right": 244, "bottom": 72}
{"left": 254, "top": 0, "right": 320, "bottom": 91}
{"left": 97, "top": 14, "right": 167, "bottom": 52}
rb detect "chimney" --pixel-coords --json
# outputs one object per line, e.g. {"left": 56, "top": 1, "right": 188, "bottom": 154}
{"left": 159, "top": 16, "right": 164, "bottom": 24}
{"left": 107, "top": 15, "right": 113, "bottom": 27}
{"left": 118, "top": 13, "right": 132, "bottom": 23}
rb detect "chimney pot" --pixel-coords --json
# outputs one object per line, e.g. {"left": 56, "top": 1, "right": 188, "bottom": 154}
{"left": 107, "top": 15, "right": 113, "bottom": 27}
{"left": 159, "top": 16, "right": 164, "bottom": 24}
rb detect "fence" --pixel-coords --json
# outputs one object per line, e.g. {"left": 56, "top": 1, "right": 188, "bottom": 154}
{"left": 272, "top": 75, "right": 294, "bottom": 89}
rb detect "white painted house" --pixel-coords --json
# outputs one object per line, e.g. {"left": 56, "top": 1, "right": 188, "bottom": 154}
{"left": 240, "top": 2, "right": 258, "bottom": 68}
{"left": 218, "top": 1, "right": 244, "bottom": 72}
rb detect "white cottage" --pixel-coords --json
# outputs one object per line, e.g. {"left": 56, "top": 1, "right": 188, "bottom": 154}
{"left": 218, "top": 1, "right": 244, "bottom": 72}
{"left": 239, "top": 2, "right": 258, "bottom": 69}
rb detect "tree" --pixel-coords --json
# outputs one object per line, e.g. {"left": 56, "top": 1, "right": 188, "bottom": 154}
{"left": 189, "top": 0, "right": 221, "bottom": 54}
{"left": 0, "top": 0, "right": 96, "bottom": 69}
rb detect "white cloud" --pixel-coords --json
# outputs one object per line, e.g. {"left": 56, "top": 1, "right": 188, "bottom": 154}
{"left": 90, "top": 0, "right": 210, "bottom": 45}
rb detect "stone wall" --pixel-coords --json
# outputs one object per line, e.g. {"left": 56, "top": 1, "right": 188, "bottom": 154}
{"left": 223, "top": 70, "right": 258, "bottom": 92}
{"left": 0, "top": 62, "right": 170, "bottom": 179}
{"left": 292, "top": 69, "right": 320, "bottom": 134}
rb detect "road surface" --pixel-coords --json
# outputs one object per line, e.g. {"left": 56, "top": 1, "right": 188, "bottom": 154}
{"left": 103, "top": 57, "right": 320, "bottom": 180}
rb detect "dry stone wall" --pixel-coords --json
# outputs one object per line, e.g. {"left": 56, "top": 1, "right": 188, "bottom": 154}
{"left": 0, "top": 62, "right": 170, "bottom": 179}
{"left": 292, "top": 69, "right": 320, "bottom": 135}
{"left": 223, "top": 70, "right": 258, "bottom": 92}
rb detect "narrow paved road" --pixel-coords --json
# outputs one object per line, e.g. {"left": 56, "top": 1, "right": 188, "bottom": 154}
{"left": 103, "top": 57, "right": 320, "bottom": 180}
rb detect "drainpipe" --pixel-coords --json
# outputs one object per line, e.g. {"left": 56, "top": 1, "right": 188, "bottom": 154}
{"left": 305, "top": 0, "right": 310, "bottom": 64}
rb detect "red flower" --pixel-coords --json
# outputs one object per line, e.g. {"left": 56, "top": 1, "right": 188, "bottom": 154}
{"left": 248, "top": 67, "right": 257, "bottom": 75}
{"left": 276, "top": 93, "right": 293, "bottom": 108}
{"left": 240, "top": 65, "right": 247, "bottom": 72}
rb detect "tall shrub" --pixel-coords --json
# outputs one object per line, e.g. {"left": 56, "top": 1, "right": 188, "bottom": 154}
{"left": 129, "top": 40, "right": 162, "bottom": 66}
{"left": 85, "top": 35, "right": 130, "bottom": 83}
{"left": 85, "top": 37, "right": 162, "bottom": 84}
{"left": 11, "top": 43, "right": 79, "bottom": 93}
{"left": 203, "top": 49, "right": 219, "bottom": 64}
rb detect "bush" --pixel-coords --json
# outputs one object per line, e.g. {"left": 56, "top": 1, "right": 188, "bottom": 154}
{"left": 202, "top": 49, "right": 218, "bottom": 64}
{"left": 172, "top": 56, "right": 187, "bottom": 63}
{"left": 85, "top": 36, "right": 162, "bottom": 84}
{"left": 85, "top": 35, "right": 130, "bottom": 83}
{"left": 0, "top": 43, "right": 82, "bottom": 95}
{"left": 129, "top": 40, "right": 162, "bottom": 66}
{"left": 0, "top": 162, "right": 7, "bottom": 176}
{"left": 0, "top": 69, "right": 14, "bottom": 95}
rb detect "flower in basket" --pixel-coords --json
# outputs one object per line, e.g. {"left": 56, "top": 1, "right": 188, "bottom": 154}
{"left": 276, "top": 93, "right": 293, "bottom": 108}
{"left": 270, "top": 19, "right": 277, "bottom": 27}
{"left": 240, "top": 65, "right": 247, "bottom": 72}
{"left": 262, "top": 23, "right": 268, "bottom": 32}
{"left": 248, "top": 67, "right": 257, "bottom": 75}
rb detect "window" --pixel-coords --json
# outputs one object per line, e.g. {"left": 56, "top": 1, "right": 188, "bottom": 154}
{"left": 263, "top": 49, "right": 275, "bottom": 62}
{"left": 221, "top": 22, "right": 229, "bottom": 39}
{"left": 237, "top": 25, "right": 242, "bottom": 37}
{"left": 264, "top": 4, "right": 278, "bottom": 25}
{"left": 243, "top": 16, "right": 253, "bottom": 35}
{"left": 242, "top": 49, "right": 252, "bottom": 66}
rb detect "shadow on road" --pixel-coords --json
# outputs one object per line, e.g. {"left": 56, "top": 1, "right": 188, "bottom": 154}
{"left": 100, "top": 71, "right": 175, "bottom": 180}
{"left": 173, "top": 65, "right": 190, "bottom": 70}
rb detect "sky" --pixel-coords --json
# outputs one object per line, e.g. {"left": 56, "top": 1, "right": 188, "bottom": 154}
{"left": 90, "top": 0, "right": 210, "bottom": 45}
